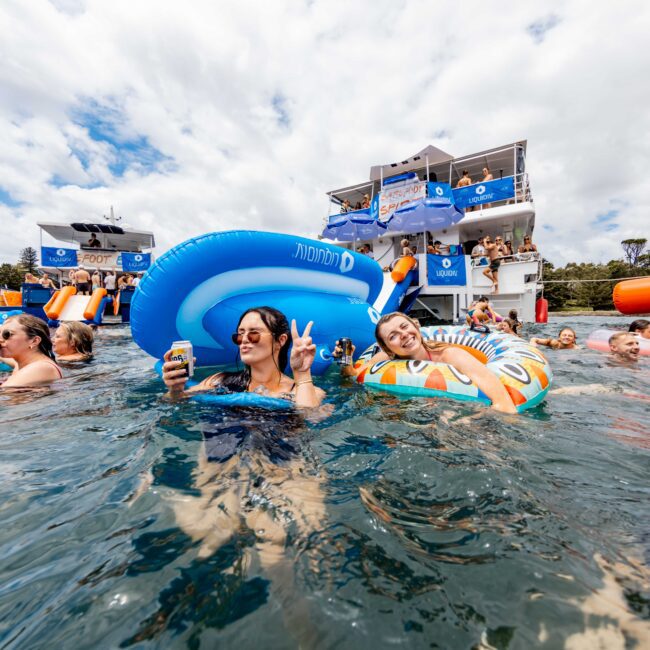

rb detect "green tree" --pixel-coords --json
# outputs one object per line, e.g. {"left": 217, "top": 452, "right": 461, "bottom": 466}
{"left": 19, "top": 246, "right": 39, "bottom": 274}
{"left": 620, "top": 238, "right": 646, "bottom": 266}
{"left": 0, "top": 263, "right": 24, "bottom": 290}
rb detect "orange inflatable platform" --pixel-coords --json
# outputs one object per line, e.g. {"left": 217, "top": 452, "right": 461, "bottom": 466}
{"left": 613, "top": 278, "right": 650, "bottom": 315}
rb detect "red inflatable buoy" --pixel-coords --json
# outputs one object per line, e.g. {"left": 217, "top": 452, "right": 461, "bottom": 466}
{"left": 535, "top": 298, "right": 548, "bottom": 323}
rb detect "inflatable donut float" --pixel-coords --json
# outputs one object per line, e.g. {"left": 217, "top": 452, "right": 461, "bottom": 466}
{"left": 354, "top": 325, "right": 552, "bottom": 412}
{"left": 131, "top": 230, "right": 417, "bottom": 374}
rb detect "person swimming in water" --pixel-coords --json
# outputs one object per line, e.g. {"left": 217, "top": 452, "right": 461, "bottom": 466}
{"left": 162, "top": 306, "right": 325, "bottom": 407}
{"left": 530, "top": 327, "right": 579, "bottom": 350}
{"left": 335, "top": 312, "right": 517, "bottom": 413}
{"left": 628, "top": 319, "right": 650, "bottom": 339}
{"left": 52, "top": 322, "right": 94, "bottom": 362}
{"left": 0, "top": 314, "right": 62, "bottom": 387}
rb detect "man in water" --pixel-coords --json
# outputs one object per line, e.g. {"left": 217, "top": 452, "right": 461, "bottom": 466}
{"left": 609, "top": 332, "right": 640, "bottom": 363}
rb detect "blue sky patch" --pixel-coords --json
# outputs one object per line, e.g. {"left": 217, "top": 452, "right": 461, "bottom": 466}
{"left": 542, "top": 224, "right": 554, "bottom": 232}
{"left": 70, "top": 98, "right": 174, "bottom": 179}
{"left": 592, "top": 209, "right": 619, "bottom": 225}
{"left": 527, "top": 15, "right": 561, "bottom": 43}
{"left": 271, "top": 94, "right": 290, "bottom": 128}
{"left": 0, "top": 187, "right": 22, "bottom": 207}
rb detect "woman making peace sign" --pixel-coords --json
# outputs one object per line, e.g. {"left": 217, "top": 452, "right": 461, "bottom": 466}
{"left": 162, "top": 306, "right": 325, "bottom": 407}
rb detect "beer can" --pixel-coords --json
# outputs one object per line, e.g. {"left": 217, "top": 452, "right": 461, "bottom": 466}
{"left": 171, "top": 340, "right": 194, "bottom": 377}
{"left": 338, "top": 337, "right": 353, "bottom": 366}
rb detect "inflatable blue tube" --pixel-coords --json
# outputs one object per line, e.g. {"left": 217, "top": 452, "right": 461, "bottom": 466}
{"left": 132, "top": 231, "right": 413, "bottom": 373}
{"left": 152, "top": 360, "right": 292, "bottom": 409}
{"left": 0, "top": 309, "right": 22, "bottom": 325}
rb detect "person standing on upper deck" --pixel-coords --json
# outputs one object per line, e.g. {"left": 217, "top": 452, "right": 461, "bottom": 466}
{"left": 481, "top": 167, "right": 494, "bottom": 208}
{"left": 456, "top": 170, "right": 472, "bottom": 188}
{"left": 518, "top": 235, "right": 538, "bottom": 253}
{"left": 87, "top": 233, "right": 101, "bottom": 248}
{"left": 361, "top": 194, "right": 370, "bottom": 209}
{"left": 471, "top": 237, "right": 487, "bottom": 266}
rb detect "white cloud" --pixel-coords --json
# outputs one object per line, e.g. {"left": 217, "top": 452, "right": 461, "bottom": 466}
{"left": 0, "top": 0, "right": 649, "bottom": 267}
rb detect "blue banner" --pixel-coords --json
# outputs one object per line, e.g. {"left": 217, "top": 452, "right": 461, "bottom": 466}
{"left": 427, "top": 254, "right": 467, "bottom": 286}
{"left": 41, "top": 246, "right": 78, "bottom": 267}
{"left": 452, "top": 177, "right": 515, "bottom": 209}
{"left": 122, "top": 252, "right": 151, "bottom": 272}
{"left": 426, "top": 182, "right": 454, "bottom": 205}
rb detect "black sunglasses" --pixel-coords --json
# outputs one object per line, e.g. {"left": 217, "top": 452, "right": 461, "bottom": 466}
{"left": 1, "top": 330, "right": 16, "bottom": 341}
{"left": 231, "top": 331, "right": 264, "bottom": 345}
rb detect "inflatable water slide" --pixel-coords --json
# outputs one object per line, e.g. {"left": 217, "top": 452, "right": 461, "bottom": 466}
{"left": 131, "top": 231, "right": 418, "bottom": 374}
{"left": 44, "top": 287, "right": 109, "bottom": 326}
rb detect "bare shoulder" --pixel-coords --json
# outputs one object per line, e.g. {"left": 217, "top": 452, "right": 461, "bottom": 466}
{"left": 191, "top": 371, "right": 225, "bottom": 392}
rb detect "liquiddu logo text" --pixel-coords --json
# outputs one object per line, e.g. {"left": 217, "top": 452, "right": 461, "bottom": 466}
{"left": 293, "top": 243, "right": 354, "bottom": 273}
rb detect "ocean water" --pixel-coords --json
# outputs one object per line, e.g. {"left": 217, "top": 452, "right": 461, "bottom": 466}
{"left": 0, "top": 316, "right": 649, "bottom": 649}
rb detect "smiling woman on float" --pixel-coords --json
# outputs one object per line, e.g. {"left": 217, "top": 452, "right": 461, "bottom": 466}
{"left": 0, "top": 315, "right": 62, "bottom": 387}
{"left": 338, "top": 312, "right": 517, "bottom": 414}
{"left": 162, "top": 306, "right": 325, "bottom": 407}
{"left": 52, "top": 322, "right": 94, "bottom": 362}
{"left": 530, "top": 327, "right": 579, "bottom": 350}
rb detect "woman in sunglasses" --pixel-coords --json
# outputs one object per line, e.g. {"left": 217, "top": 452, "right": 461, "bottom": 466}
{"left": 0, "top": 314, "right": 62, "bottom": 387}
{"left": 162, "top": 306, "right": 325, "bottom": 407}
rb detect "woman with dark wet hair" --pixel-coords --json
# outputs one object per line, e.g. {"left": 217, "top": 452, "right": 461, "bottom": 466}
{"left": 0, "top": 314, "right": 62, "bottom": 387}
{"left": 162, "top": 306, "right": 324, "bottom": 407}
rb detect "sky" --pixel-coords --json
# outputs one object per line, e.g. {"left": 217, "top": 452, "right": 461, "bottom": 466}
{"left": 1, "top": 0, "right": 649, "bottom": 267}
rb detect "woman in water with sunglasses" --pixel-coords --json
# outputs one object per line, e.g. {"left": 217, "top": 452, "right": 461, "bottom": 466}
{"left": 337, "top": 312, "right": 517, "bottom": 413}
{"left": 0, "top": 314, "right": 62, "bottom": 387}
{"left": 162, "top": 306, "right": 325, "bottom": 407}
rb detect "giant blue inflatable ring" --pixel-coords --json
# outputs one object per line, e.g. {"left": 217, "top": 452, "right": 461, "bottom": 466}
{"left": 131, "top": 231, "right": 416, "bottom": 374}
{"left": 354, "top": 325, "right": 552, "bottom": 412}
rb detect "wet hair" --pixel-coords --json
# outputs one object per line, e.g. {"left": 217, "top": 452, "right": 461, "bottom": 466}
{"left": 218, "top": 307, "right": 291, "bottom": 393}
{"left": 609, "top": 331, "right": 633, "bottom": 346}
{"left": 374, "top": 312, "right": 447, "bottom": 359}
{"left": 629, "top": 319, "right": 650, "bottom": 333}
{"left": 477, "top": 296, "right": 490, "bottom": 305}
{"left": 58, "top": 322, "right": 94, "bottom": 358}
{"left": 400, "top": 238, "right": 410, "bottom": 247}
{"left": 462, "top": 169, "right": 469, "bottom": 175}
{"left": 558, "top": 327, "right": 577, "bottom": 340}
{"left": 508, "top": 309, "right": 519, "bottom": 321}
{"left": 6, "top": 314, "right": 55, "bottom": 360}
{"left": 502, "top": 318, "right": 520, "bottom": 335}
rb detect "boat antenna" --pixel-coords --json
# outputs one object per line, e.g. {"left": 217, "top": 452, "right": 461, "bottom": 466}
{"left": 105, "top": 205, "right": 122, "bottom": 225}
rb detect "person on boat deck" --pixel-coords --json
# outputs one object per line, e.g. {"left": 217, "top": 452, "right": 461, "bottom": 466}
{"left": 629, "top": 319, "right": 650, "bottom": 339}
{"left": 530, "top": 327, "right": 579, "bottom": 350}
{"left": 24, "top": 272, "right": 38, "bottom": 284}
{"left": 470, "top": 237, "right": 487, "bottom": 265}
{"left": 456, "top": 169, "right": 472, "bottom": 188}
{"left": 162, "top": 306, "right": 324, "bottom": 408}
{"left": 68, "top": 268, "right": 77, "bottom": 288}
{"left": 361, "top": 194, "right": 371, "bottom": 209}
{"left": 74, "top": 266, "right": 91, "bottom": 295}
{"left": 502, "top": 240, "right": 514, "bottom": 259}
{"left": 52, "top": 322, "right": 94, "bottom": 362}
{"left": 353, "top": 201, "right": 362, "bottom": 211}
{"left": 466, "top": 296, "right": 503, "bottom": 332}
{"left": 38, "top": 273, "right": 58, "bottom": 290}
{"left": 132, "top": 273, "right": 142, "bottom": 287}
{"left": 87, "top": 233, "right": 101, "bottom": 248}
{"left": 104, "top": 269, "right": 116, "bottom": 296}
{"left": 482, "top": 236, "right": 502, "bottom": 293}
{"left": 91, "top": 270, "right": 102, "bottom": 292}
{"left": 335, "top": 312, "right": 517, "bottom": 413}
{"left": 518, "top": 235, "right": 537, "bottom": 254}
{"left": 400, "top": 238, "right": 412, "bottom": 256}
{"left": 481, "top": 167, "right": 494, "bottom": 208}
{"left": 0, "top": 314, "right": 62, "bottom": 387}
{"left": 608, "top": 332, "right": 640, "bottom": 363}
{"left": 340, "top": 199, "right": 351, "bottom": 213}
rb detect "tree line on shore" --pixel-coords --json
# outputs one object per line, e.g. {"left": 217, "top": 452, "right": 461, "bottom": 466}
{"left": 543, "top": 239, "right": 649, "bottom": 311}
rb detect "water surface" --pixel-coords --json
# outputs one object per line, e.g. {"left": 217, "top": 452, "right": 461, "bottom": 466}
{"left": 1, "top": 316, "right": 649, "bottom": 649}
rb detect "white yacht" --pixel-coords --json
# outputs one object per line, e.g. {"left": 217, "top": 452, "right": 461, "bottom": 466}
{"left": 321, "top": 140, "right": 542, "bottom": 322}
